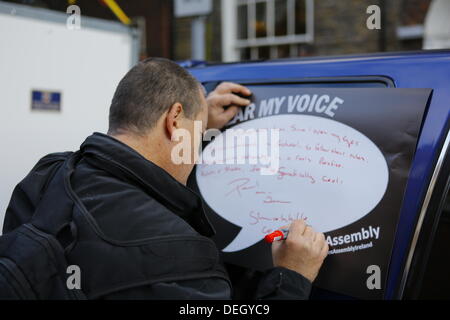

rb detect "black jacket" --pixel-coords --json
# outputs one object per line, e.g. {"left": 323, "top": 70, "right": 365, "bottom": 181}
{"left": 3, "top": 133, "right": 311, "bottom": 299}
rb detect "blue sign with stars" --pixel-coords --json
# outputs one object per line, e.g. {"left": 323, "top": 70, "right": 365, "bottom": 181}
{"left": 31, "top": 90, "right": 61, "bottom": 111}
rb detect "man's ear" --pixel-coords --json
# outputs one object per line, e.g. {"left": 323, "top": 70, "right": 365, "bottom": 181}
{"left": 166, "top": 102, "right": 183, "bottom": 140}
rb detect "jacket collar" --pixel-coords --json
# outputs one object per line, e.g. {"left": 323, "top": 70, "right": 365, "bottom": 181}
{"left": 79, "top": 132, "right": 215, "bottom": 237}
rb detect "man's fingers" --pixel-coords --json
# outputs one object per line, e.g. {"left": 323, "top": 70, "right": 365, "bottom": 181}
{"left": 222, "top": 93, "right": 251, "bottom": 107}
{"left": 288, "top": 220, "right": 307, "bottom": 239}
{"left": 314, "top": 232, "right": 326, "bottom": 243}
{"left": 271, "top": 237, "right": 283, "bottom": 251}
{"left": 303, "top": 225, "right": 314, "bottom": 239}
{"left": 221, "top": 106, "right": 239, "bottom": 122}
{"left": 320, "top": 241, "right": 329, "bottom": 258}
{"left": 208, "top": 93, "right": 251, "bottom": 108}
{"left": 215, "top": 82, "right": 252, "bottom": 96}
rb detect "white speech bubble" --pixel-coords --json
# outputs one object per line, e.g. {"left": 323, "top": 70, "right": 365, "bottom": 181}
{"left": 196, "top": 114, "right": 389, "bottom": 252}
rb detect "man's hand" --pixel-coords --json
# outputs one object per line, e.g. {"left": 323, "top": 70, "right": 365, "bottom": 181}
{"left": 271, "top": 220, "right": 329, "bottom": 283}
{"left": 206, "top": 82, "right": 252, "bottom": 130}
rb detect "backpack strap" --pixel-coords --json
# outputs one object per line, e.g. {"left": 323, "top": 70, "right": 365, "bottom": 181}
{"left": 30, "top": 152, "right": 82, "bottom": 249}
{"left": 3, "top": 152, "right": 73, "bottom": 234}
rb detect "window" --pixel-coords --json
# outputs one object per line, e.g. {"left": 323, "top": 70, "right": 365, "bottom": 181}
{"left": 206, "top": 78, "right": 392, "bottom": 104}
{"left": 235, "top": 0, "right": 314, "bottom": 60}
{"left": 202, "top": 76, "right": 393, "bottom": 95}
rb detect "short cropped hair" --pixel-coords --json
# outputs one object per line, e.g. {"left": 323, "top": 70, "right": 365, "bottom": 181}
{"left": 108, "top": 57, "right": 202, "bottom": 135}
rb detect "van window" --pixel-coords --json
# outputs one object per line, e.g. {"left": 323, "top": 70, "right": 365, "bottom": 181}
{"left": 202, "top": 76, "right": 393, "bottom": 93}
{"left": 250, "top": 82, "right": 388, "bottom": 88}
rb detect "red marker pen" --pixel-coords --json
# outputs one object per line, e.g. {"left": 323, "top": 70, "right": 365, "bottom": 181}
{"left": 264, "top": 228, "right": 289, "bottom": 243}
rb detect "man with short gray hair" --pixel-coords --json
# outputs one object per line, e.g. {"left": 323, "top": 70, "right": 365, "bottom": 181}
{"left": 3, "top": 58, "right": 328, "bottom": 299}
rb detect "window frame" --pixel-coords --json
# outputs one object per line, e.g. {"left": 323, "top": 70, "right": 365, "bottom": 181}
{"left": 223, "top": 0, "right": 314, "bottom": 61}
{"left": 400, "top": 124, "right": 450, "bottom": 299}
{"left": 202, "top": 75, "right": 395, "bottom": 94}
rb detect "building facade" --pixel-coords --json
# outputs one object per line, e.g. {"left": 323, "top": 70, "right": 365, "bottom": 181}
{"left": 174, "top": 0, "right": 435, "bottom": 62}
{"left": 3, "top": 0, "right": 441, "bottom": 62}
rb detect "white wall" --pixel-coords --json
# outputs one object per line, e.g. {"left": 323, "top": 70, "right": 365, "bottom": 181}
{"left": 0, "top": 4, "right": 135, "bottom": 233}
{"left": 424, "top": 0, "right": 450, "bottom": 49}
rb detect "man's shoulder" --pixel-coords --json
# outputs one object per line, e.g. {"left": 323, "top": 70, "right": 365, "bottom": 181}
{"left": 71, "top": 158, "right": 198, "bottom": 242}
{"left": 3, "top": 152, "right": 75, "bottom": 232}
{"left": 31, "top": 151, "right": 73, "bottom": 171}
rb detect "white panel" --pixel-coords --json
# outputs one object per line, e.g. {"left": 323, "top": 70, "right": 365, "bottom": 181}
{"left": 424, "top": 0, "right": 450, "bottom": 49}
{"left": 0, "top": 11, "right": 133, "bottom": 233}
{"left": 221, "top": 0, "right": 239, "bottom": 62}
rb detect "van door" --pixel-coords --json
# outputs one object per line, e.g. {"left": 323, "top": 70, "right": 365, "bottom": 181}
{"left": 189, "top": 77, "right": 432, "bottom": 299}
